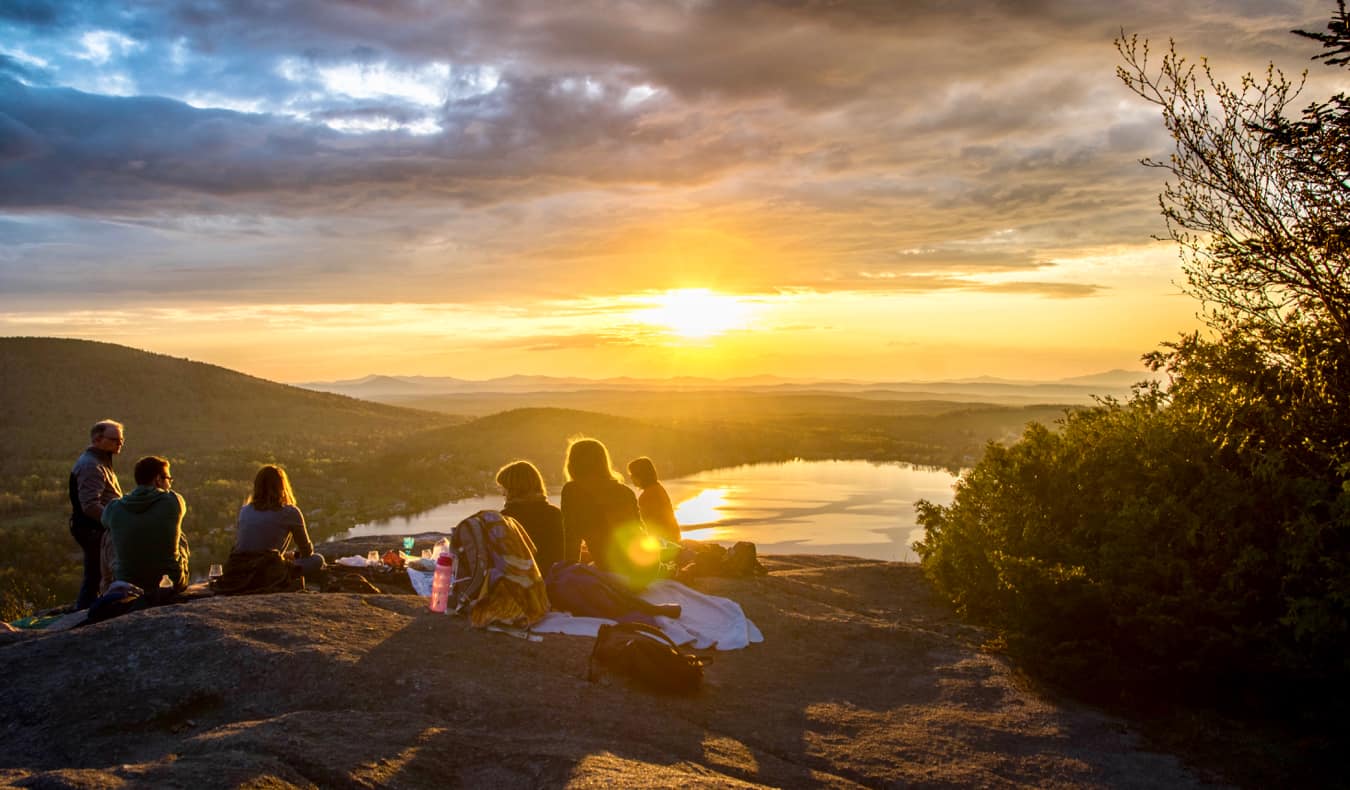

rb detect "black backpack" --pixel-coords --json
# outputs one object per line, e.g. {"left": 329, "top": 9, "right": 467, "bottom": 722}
{"left": 586, "top": 622, "right": 709, "bottom": 695}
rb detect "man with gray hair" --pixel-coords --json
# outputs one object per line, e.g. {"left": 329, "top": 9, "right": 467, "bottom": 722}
{"left": 69, "top": 419, "right": 124, "bottom": 610}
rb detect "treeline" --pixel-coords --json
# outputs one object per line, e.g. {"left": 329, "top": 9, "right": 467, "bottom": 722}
{"left": 1, "top": 340, "right": 1066, "bottom": 619}
{"left": 914, "top": 14, "right": 1350, "bottom": 767}
{"left": 0, "top": 337, "right": 453, "bottom": 618}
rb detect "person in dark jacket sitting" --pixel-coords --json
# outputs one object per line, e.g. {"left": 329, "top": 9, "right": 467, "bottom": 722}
{"left": 496, "top": 460, "right": 563, "bottom": 574}
{"left": 102, "top": 455, "right": 190, "bottom": 600}
{"left": 232, "top": 464, "right": 325, "bottom": 582}
{"left": 560, "top": 438, "right": 658, "bottom": 586}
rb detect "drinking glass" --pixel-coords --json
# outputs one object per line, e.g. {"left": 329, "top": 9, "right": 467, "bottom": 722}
{"left": 366, "top": 550, "right": 380, "bottom": 567}
{"left": 403, "top": 536, "right": 415, "bottom": 552}
{"left": 208, "top": 563, "right": 223, "bottom": 581}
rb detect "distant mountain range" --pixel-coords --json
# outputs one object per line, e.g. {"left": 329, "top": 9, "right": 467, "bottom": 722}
{"left": 296, "top": 369, "right": 1155, "bottom": 403}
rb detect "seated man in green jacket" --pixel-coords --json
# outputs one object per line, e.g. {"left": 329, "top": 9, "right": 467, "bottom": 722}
{"left": 102, "top": 455, "right": 190, "bottom": 600}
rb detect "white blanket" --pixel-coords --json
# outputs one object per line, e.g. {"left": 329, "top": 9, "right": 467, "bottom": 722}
{"left": 530, "top": 579, "right": 763, "bottom": 651}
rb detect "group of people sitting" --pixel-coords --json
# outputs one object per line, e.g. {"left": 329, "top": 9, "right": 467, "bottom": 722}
{"left": 68, "top": 419, "right": 325, "bottom": 610}
{"left": 68, "top": 419, "right": 684, "bottom": 612}
{"left": 501, "top": 438, "right": 682, "bottom": 580}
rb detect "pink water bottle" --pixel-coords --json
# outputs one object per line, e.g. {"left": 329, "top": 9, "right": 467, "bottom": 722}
{"left": 429, "top": 553, "right": 455, "bottom": 613}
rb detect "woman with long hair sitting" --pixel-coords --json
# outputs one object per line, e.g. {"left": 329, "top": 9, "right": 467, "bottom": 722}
{"left": 627, "top": 456, "right": 681, "bottom": 544}
{"left": 560, "top": 437, "right": 659, "bottom": 585}
{"left": 232, "top": 464, "right": 325, "bottom": 582}
{"left": 496, "top": 459, "right": 563, "bottom": 573}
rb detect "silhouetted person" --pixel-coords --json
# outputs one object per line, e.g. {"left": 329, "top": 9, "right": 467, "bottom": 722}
{"left": 102, "top": 455, "right": 190, "bottom": 600}
{"left": 233, "top": 465, "right": 325, "bottom": 582}
{"left": 69, "top": 419, "right": 124, "bottom": 610}
{"left": 497, "top": 460, "right": 563, "bottom": 573}
{"left": 561, "top": 438, "right": 656, "bottom": 585}
{"left": 628, "top": 456, "right": 681, "bottom": 544}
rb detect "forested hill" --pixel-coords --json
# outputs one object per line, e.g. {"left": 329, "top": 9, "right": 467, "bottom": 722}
{"left": 0, "top": 337, "right": 453, "bottom": 463}
{"left": 0, "top": 336, "right": 1069, "bottom": 618}
{"left": 372, "top": 407, "right": 795, "bottom": 493}
{"left": 0, "top": 338, "right": 460, "bottom": 617}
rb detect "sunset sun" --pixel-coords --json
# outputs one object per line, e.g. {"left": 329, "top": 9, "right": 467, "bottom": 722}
{"left": 635, "top": 289, "right": 754, "bottom": 339}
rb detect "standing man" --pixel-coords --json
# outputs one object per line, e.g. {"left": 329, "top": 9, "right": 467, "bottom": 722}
{"left": 69, "top": 419, "right": 124, "bottom": 610}
{"left": 103, "top": 455, "right": 190, "bottom": 600}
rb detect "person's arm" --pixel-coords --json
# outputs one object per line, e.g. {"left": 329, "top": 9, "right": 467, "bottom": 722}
{"left": 288, "top": 506, "right": 314, "bottom": 558}
{"left": 635, "top": 488, "right": 653, "bottom": 527}
{"left": 544, "top": 505, "right": 564, "bottom": 568}
{"left": 621, "top": 486, "right": 646, "bottom": 534}
{"left": 171, "top": 493, "right": 190, "bottom": 588}
{"left": 78, "top": 463, "right": 114, "bottom": 521}
{"left": 657, "top": 485, "right": 680, "bottom": 537}
{"left": 560, "top": 486, "right": 581, "bottom": 564}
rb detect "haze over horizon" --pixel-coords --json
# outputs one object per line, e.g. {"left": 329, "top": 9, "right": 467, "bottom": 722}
{"left": 0, "top": 1, "right": 1333, "bottom": 382}
{"left": 293, "top": 367, "right": 1147, "bottom": 387}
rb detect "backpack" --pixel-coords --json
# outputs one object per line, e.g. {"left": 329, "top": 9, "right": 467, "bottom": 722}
{"left": 586, "top": 621, "right": 710, "bottom": 695}
{"left": 724, "top": 541, "right": 766, "bottom": 577}
{"left": 85, "top": 585, "right": 146, "bottom": 624}
{"left": 449, "top": 510, "right": 550, "bottom": 628}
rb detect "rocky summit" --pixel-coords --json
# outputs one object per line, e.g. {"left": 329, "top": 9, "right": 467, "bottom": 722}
{"left": 0, "top": 556, "right": 1203, "bottom": 788}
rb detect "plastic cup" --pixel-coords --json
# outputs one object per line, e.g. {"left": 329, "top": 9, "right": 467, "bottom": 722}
{"left": 421, "top": 549, "right": 433, "bottom": 560}
{"left": 366, "top": 550, "right": 380, "bottom": 567}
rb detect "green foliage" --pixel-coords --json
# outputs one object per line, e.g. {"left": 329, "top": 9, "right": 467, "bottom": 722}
{"left": 917, "top": 8, "right": 1350, "bottom": 716}
{"left": 918, "top": 360, "right": 1348, "bottom": 705}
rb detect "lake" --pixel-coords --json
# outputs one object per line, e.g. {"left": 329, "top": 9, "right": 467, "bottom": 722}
{"left": 342, "top": 459, "right": 959, "bottom": 562}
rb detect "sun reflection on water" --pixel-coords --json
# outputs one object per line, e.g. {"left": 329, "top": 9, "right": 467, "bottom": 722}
{"left": 681, "top": 526, "right": 732, "bottom": 542}
{"left": 674, "top": 488, "right": 732, "bottom": 541}
{"left": 674, "top": 487, "right": 729, "bottom": 524}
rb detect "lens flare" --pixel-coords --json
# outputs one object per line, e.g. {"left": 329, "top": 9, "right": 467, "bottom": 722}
{"left": 626, "top": 534, "right": 662, "bottom": 567}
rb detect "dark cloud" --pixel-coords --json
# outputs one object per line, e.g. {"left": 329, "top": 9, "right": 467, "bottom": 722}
{"left": 0, "top": 0, "right": 68, "bottom": 27}
{"left": 0, "top": 111, "right": 44, "bottom": 161}
{"left": 0, "top": 54, "right": 44, "bottom": 84}
{"left": 0, "top": 71, "right": 778, "bottom": 215}
{"left": 0, "top": 0, "right": 1336, "bottom": 306}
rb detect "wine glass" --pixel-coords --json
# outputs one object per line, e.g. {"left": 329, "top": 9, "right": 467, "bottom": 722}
{"left": 402, "top": 536, "right": 416, "bottom": 552}
{"left": 208, "top": 563, "right": 223, "bottom": 582}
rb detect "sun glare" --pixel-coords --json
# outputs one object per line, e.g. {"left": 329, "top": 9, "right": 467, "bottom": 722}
{"left": 636, "top": 289, "right": 753, "bottom": 339}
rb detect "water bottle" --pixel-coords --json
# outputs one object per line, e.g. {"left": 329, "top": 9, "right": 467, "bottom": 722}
{"left": 429, "top": 553, "right": 455, "bottom": 613}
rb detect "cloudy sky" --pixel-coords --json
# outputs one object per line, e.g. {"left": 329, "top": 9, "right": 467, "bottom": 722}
{"left": 0, "top": 0, "right": 1336, "bottom": 382}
